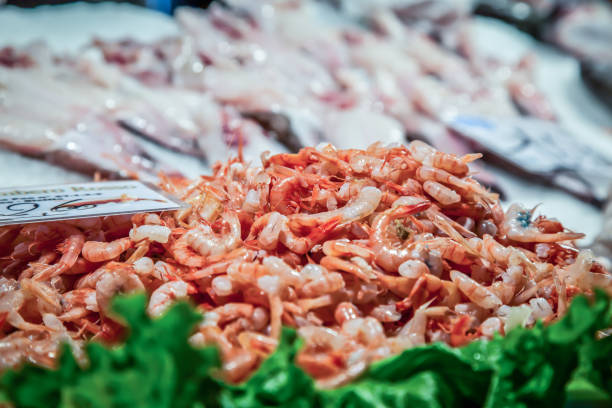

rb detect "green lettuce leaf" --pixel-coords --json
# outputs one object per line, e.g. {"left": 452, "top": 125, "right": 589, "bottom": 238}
{"left": 1, "top": 291, "right": 610, "bottom": 408}
{"left": 1, "top": 294, "right": 220, "bottom": 408}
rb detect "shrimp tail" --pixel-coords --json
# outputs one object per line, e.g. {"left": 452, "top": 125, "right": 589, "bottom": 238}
{"left": 307, "top": 215, "right": 342, "bottom": 244}
{"left": 461, "top": 153, "right": 482, "bottom": 163}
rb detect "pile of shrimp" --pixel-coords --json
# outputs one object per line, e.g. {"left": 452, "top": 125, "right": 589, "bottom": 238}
{"left": 1, "top": 141, "right": 610, "bottom": 387}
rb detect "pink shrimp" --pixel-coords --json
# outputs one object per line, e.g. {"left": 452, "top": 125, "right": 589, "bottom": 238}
{"left": 32, "top": 224, "right": 85, "bottom": 281}
{"left": 423, "top": 181, "right": 460, "bottom": 206}
{"left": 408, "top": 140, "right": 471, "bottom": 176}
{"left": 95, "top": 269, "right": 145, "bottom": 312}
{"left": 171, "top": 212, "right": 241, "bottom": 267}
{"left": 370, "top": 201, "right": 431, "bottom": 272}
{"left": 504, "top": 204, "right": 584, "bottom": 243}
{"left": 450, "top": 270, "right": 503, "bottom": 309}
{"left": 82, "top": 237, "right": 133, "bottom": 262}
{"left": 147, "top": 281, "right": 194, "bottom": 317}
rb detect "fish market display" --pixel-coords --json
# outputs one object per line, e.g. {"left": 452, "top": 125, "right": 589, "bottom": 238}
{"left": 3, "top": 0, "right": 606, "bottom": 204}
{"left": 82, "top": 1, "right": 560, "bottom": 188}
{"left": 0, "top": 42, "right": 286, "bottom": 178}
{"left": 475, "top": 0, "right": 612, "bottom": 109}
{"left": 448, "top": 116, "right": 612, "bottom": 206}
{"left": 0, "top": 143, "right": 609, "bottom": 388}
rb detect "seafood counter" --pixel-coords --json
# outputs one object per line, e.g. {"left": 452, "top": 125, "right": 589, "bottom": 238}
{"left": 0, "top": 143, "right": 609, "bottom": 387}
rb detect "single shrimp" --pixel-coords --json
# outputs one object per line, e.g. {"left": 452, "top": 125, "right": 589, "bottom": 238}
{"left": 262, "top": 256, "right": 303, "bottom": 287}
{"left": 249, "top": 211, "right": 340, "bottom": 254}
{"left": 320, "top": 256, "right": 376, "bottom": 282}
{"left": 59, "top": 288, "right": 98, "bottom": 321}
{"left": 33, "top": 224, "right": 85, "bottom": 281}
{"left": 397, "top": 299, "right": 444, "bottom": 345}
{"left": 19, "top": 278, "right": 62, "bottom": 315}
{"left": 408, "top": 140, "right": 470, "bottom": 176}
{"left": 398, "top": 259, "right": 429, "bottom": 278}
{"left": 171, "top": 212, "right": 242, "bottom": 267}
{"left": 289, "top": 186, "right": 382, "bottom": 228}
{"left": 370, "top": 201, "right": 431, "bottom": 272}
{"left": 256, "top": 275, "right": 283, "bottom": 339}
{"left": 450, "top": 270, "right": 503, "bottom": 309}
{"left": 299, "top": 271, "right": 345, "bottom": 298}
{"left": 186, "top": 248, "right": 255, "bottom": 280}
{"left": 334, "top": 302, "right": 361, "bottom": 325}
{"left": 18, "top": 251, "right": 56, "bottom": 280}
{"left": 504, "top": 204, "right": 584, "bottom": 243}
{"left": 269, "top": 172, "right": 335, "bottom": 214}
{"left": 82, "top": 237, "right": 133, "bottom": 263}
{"left": 322, "top": 240, "right": 374, "bottom": 262}
{"left": 203, "top": 303, "right": 255, "bottom": 327}
{"left": 423, "top": 181, "right": 460, "bottom": 205}
{"left": 417, "top": 165, "right": 493, "bottom": 200}
{"left": 95, "top": 269, "right": 145, "bottom": 313}
{"left": 237, "top": 331, "right": 277, "bottom": 356}
{"left": 74, "top": 262, "right": 130, "bottom": 289}
{"left": 129, "top": 225, "right": 171, "bottom": 243}
{"left": 296, "top": 294, "right": 334, "bottom": 312}
{"left": 147, "top": 280, "right": 193, "bottom": 317}
{"left": 414, "top": 238, "right": 473, "bottom": 265}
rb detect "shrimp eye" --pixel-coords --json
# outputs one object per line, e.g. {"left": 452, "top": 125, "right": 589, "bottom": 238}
{"left": 516, "top": 211, "right": 532, "bottom": 228}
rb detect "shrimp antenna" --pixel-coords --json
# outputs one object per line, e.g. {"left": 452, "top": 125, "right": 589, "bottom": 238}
{"left": 529, "top": 203, "right": 542, "bottom": 216}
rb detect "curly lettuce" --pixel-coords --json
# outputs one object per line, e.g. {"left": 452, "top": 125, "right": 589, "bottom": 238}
{"left": 1, "top": 291, "right": 611, "bottom": 408}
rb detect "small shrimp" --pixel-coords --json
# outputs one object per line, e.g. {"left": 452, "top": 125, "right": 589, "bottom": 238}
{"left": 95, "top": 269, "right": 145, "bottom": 313}
{"left": 171, "top": 212, "right": 241, "bottom": 267}
{"left": 147, "top": 281, "right": 192, "bottom": 317}
{"left": 296, "top": 295, "right": 334, "bottom": 312}
{"left": 204, "top": 303, "right": 255, "bottom": 327}
{"left": 129, "top": 225, "right": 171, "bottom": 243}
{"left": 398, "top": 259, "right": 429, "bottom": 278}
{"left": 187, "top": 248, "right": 255, "bottom": 280}
{"left": 250, "top": 211, "right": 340, "bottom": 254}
{"left": 504, "top": 204, "right": 584, "bottom": 243}
{"left": 423, "top": 181, "right": 460, "bottom": 205}
{"left": 370, "top": 304, "right": 402, "bottom": 322}
{"left": 322, "top": 240, "right": 374, "bottom": 261}
{"left": 290, "top": 186, "right": 382, "bottom": 228}
{"left": 416, "top": 238, "right": 472, "bottom": 265}
{"left": 417, "top": 165, "right": 493, "bottom": 200}
{"left": 450, "top": 270, "right": 502, "bottom": 309}
{"left": 59, "top": 288, "right": 98, "bottom": 321}
{"left": 370, "top": 201, "right": 431, "bottom": 272}
{"left": 480, "top": 317, "right": 503, "bottom": 338}
{"left": 280, "top": 216, "right": 340, "bottom": 254}
{"left": 238, "top": 331, "right": 277, "bottom": 356}
{"left": 75, "top": 262, "right": 130, "bottom": 289}
{"left": 269, "top": 172, "right": 335, "bottom": 215}
{"left": 33, "top": 224, "right": 85, "bottom": 281}
{"left": 18, "top": 251, "right": 56, "bottom": 280}
{"left": 334, "top": 302, "right": 361, "bottom": 325}
{"left": 257, "top": 275, "right": 283, "bottom": 339}
{"left": 397, "top": 300, "right": 444, "bottom": 345}
{"left": 19, "top": 279, "right": 62, "bottom": 315}
{"left": 408, "top": 140, "right": 470, "bottom": 176}
{"left": 212, "top": 276, "right": 234, "bottom": 297}
{"left": 82, "top": 237, "right": 133, "bottom": 263}
{"left": 342, "top": 317, "right": 385, "bottom": 346}
{"left": 320, "top": 256, "right": 376, "bottom": 282}
{"left": 299, "top": 271, "right": 345, "bottom": 298}
{"left": 262, "top": 256, "right": 303, "bottom": 287}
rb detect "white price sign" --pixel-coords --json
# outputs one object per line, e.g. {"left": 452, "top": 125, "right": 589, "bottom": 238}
{"left": 0, "top": 181, "right": 186, "bottom": 226}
